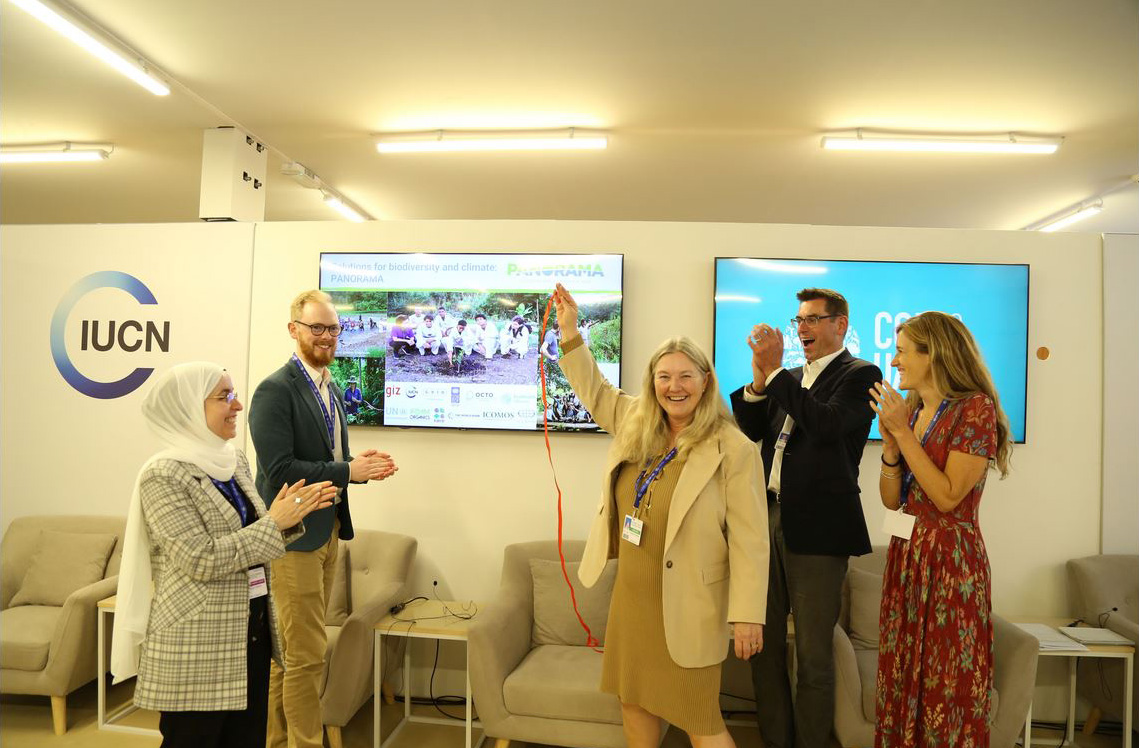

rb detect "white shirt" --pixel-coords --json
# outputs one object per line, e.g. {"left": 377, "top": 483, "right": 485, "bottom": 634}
{"left": 742, "top": 347, "right": 845, "bottom": 495}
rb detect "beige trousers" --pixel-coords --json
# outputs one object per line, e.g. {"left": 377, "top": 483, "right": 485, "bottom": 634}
{"left": 266, "top": 528, "right": 339, "bottom": 748}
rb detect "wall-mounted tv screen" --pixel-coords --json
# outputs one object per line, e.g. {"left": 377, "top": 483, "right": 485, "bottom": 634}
{"left": 713, "top": 258, "right": 1029, "bottom": 442}
{"left": 319, "top": 252, "right": 623, "bottom": 432}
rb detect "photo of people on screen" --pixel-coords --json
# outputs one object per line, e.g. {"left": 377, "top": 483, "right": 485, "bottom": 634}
{"left": 381, "top": 292, "right": 545, "bottom": 385}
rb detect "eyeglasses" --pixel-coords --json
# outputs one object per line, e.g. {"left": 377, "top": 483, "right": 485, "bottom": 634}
{"left": 791, "top": 314, "right": 841, "bottom": 327}
{"left": 208, "top": 391, "right": 239, "bottom": 404}
{"left": 293, "top": 320, "right": 342, "bottom": 337}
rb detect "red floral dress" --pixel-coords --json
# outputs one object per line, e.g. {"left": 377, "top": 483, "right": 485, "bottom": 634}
{"left": 876, "top": 393, "right": 998, "bottom": 748}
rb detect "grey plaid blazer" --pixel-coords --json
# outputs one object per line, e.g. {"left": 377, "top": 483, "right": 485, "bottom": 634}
{"left": 133, "top": 450, "right": 302, "bottom": 712}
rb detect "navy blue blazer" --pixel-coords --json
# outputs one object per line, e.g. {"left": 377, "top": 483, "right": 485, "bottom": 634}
{"left": 248, "top": 359, "right": 354, "bottom": 551}
{"left": 730, "top": 350, "right": 881, "bottom": 557}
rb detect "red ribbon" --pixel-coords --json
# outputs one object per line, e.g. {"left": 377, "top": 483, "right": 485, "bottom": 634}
{"left": 539, "top": 295, "right": 602, "bottom": 652}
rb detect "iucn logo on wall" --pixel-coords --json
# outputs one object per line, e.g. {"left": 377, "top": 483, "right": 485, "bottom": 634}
{"left": 50, "top": 271, "right": 171, "bottom": 399}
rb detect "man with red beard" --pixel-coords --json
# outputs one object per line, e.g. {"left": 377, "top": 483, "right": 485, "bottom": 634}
{"left": 730, "top": 287, "right": 880, "bottom": 748}
{"left": 249, "top": 289, "right": 397, "bottom": 748}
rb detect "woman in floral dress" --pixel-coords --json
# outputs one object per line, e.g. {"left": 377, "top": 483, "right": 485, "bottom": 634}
{"left": 868, "top": 312, "right": 1013, "bottom": 748}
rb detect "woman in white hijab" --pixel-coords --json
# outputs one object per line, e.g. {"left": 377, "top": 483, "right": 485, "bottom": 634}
{"left": 111, "top": 362, "right": 336, "bottom": 748}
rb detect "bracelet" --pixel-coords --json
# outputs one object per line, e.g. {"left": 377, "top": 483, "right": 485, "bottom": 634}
{"left": 880, "top": 469, "right": 901, "bottom": 479}
{"left": 881, "top": 454, "right": 901, "bottom": 467}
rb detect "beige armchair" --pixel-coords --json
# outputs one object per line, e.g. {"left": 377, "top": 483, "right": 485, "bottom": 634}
{"left": 1, "top": 515, "right": 126, "bottom": 734}
{"left": 1067, "top": 554, "right": 1139, "bottom": 733}
{"left": 469, "top": 540, "right": 624, "bottom": 748}
{"left": 320, "top": 529, "right": 416, "bottom": 748}
{"left": 833, "top": 547, "right": 1039, "bottom": 748}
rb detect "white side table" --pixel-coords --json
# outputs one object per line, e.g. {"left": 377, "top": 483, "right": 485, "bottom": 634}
{"left": 96, "top": 595, "right": 160, "bottom": 736}
{"left": 373, "top": 599, "right": 484, "bottom": 748}
{"left": 1016, "top": 617, "right": 1134, "bottom": 748}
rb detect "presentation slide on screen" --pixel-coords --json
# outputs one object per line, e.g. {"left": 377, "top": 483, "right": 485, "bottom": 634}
{"left": 320, "top": 253, "right": 623, "bottom": 432}
{"left": 713, "top": 258, "right": 1029, "bottom": 441}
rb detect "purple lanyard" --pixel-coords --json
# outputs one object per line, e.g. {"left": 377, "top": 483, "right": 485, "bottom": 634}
{"left": 900, "top": 399, "right": 950, "bottom": 504}
{"left": 211, "top": 478, "right": 250, "bottom": 526}
{"left": 634, "top": 448, "right": 678, "bottom": 509}
{"left": 292, "top": 354, "right": 336, "bottom": 447}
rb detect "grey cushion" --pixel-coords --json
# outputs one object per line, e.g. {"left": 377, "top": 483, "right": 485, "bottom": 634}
{"left": 0, "top": 606, "right": 61, "bottom": 671}
{"left": 320, "top": 625, "right": 343, "bottom": 692}
{"left": 848, "top": 566, "right": 883, "bottom": 650}
{"left": 530, "top": 558, "right": 616, "bottom": 647}
{"left": 503, "top": 644, "right": 621, "bottom": 724}
{"left": 856, "top": 647, "right": 879, "bottom": 720}
{"left": 8, "top": 531, "right": 116, "bottom": 608}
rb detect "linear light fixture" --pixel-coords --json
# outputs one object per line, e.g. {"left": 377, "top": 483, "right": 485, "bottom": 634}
{"left": 376, "top": 128, "right": 608, "bottom": 154}
{"left": 0, "top": 142, "right": 112, "bottom": 163}
{"left": 1024, "top": 199, "right": 1103, "bottom": 232}
{"left": 321, "top": 190, "right": 370, "bottom": 222}
{"left": 8, "top": 0, "right": 169, "bottom": 96}
{"left": 1022, "top": 175, "right": 1139, "bottom": 231}
{"left": 821, "top": 130, "right": 1061, "bottom": 155}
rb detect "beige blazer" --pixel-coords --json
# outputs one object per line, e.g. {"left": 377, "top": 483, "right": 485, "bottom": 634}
{"left": 563, "top": 342, "right": 770, "bottom": 668}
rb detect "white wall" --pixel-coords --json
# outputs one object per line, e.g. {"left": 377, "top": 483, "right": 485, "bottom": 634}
{"left": 0, "top": 223, "right": 255, "bottom": 530}
{"left": 248, "top": 220, "right": 1103, "bottom": 618}
{"left": 1101, "top": 233, "right": 1139, "bottom": 554}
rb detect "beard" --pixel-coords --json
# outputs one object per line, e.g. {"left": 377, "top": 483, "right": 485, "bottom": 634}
{"left": 299, "top": 336, "right": 336, "bottom": 367}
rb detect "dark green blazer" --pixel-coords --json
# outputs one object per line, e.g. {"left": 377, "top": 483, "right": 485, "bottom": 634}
{"left": 248, "top": 359, "right": 354, "bottom": 551}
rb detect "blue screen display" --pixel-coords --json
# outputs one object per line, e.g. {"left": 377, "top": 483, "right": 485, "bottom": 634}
{"left": 713, "top": 258, "right": 1029, "bottom": 442}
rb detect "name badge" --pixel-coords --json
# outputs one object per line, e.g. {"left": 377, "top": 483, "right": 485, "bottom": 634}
{"left": 621, "top": 514, "right": 644, "bottom": 546}
{"left": 776, "top": 431, "right": 790, "bottom": 449}
{"left": 881, "top": 508, "right": 915, "bottom": 540}
{"left": 248, "top": 567, "right": 268, "bottom": 599}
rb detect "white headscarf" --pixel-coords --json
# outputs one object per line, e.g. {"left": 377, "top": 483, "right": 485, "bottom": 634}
{"left": 111, "top": 362, "right": 236, "bottom": 682}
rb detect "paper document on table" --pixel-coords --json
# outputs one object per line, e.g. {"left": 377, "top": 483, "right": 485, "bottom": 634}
{"left": 1059, "top": 626, "right": 1134, "bottom": 646}
{"left": 1015, "top": 623, "right": 1089, "bottom": 651}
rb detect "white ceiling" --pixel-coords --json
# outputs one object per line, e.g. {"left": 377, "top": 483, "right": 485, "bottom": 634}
{"left": 2, "top": 0, "right": 1137, "bottom": 233}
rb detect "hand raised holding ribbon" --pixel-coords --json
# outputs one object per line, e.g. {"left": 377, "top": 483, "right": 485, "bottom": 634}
{"left": 552, "top": 283, "right": 580, "bottom": 343}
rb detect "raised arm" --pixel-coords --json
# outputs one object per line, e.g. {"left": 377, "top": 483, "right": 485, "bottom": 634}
{"left": 552, "top": 284, "right": 635, "bottom": 433}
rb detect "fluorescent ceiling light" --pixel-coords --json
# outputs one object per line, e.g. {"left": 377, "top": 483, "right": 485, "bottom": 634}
{"left": 1029, "top": 199, "right": 1103, "bottom": 232}
{"left": 322, "top": 191, "right": 369, "bottom": 222}
{"left": 376, "top": 128, "right": 608, "bottom": 153}
{"left": 0, "top": 142, "right": 112, "bottom": 163}
{"left": 9, "top": 0, "right": 169, "bottom": 96}
{"left": 821, "top": 132, "right": 1060, "bottom": 154}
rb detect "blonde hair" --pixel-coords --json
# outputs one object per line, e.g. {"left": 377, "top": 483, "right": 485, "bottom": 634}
{"left": 612, "top": 337, "right": 739, "bottom": 464}
{"left": 290, "top": 290, "right": 333, "bottom": 321}
{"left": 896, "top": 312, "right": 1012, "bottom": 477}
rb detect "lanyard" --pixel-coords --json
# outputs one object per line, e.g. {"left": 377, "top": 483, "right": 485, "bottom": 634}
{"left": 633, "top": 448, "right": 678, "bottom": 509}
{"left": 211, "top": 478, "right": 250, "bottom": 526}
{"left": 292, "top": 354, "right": 336, "bottom": 447}
{"left": 900, "top": 399, "right": 950, "bottom": 504}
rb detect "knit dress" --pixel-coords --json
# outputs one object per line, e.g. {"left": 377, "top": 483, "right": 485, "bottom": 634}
{"left": 599, "top": 455, "right": 725, "bottom": 735}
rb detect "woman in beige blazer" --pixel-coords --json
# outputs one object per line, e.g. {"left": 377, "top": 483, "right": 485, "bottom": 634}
{"left": 112, "top": 362, "right": 336, "bottom": 748}
{"left": 553, "top": 284, "right": 769, "bottom": 748}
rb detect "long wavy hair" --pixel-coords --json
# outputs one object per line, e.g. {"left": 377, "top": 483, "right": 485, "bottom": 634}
{"left": 896, "top": 312, "right": 1012, "bottom": 477}
{"left": 612, "top": 337, "right": 738, "bottom": 465}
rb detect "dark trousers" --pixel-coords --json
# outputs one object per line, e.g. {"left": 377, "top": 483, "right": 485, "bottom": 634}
{"left": 751, "top": 502, "right": 848, "bottom": 748}
{"left": 158, "top": 597, "right": 272, "bottom": 748}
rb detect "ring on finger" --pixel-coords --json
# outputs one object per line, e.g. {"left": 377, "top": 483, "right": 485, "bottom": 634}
{"left": 294, "top": 496, "right": 303, "bottom": 504}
